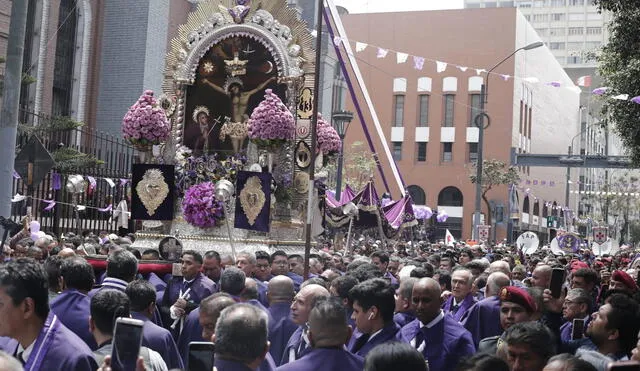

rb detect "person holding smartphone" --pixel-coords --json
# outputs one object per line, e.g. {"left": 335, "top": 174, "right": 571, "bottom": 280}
{"left": 559, "top": 289, "right": 592, "bottom": 343}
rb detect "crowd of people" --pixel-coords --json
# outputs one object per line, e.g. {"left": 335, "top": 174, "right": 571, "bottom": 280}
{"left": 1, "top": 224, "right": 640, "bottom": 371}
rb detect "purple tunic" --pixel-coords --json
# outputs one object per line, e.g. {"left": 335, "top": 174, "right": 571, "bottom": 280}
{"left": 460, "top": 295, "right": 503, "bottom": 347}
{"left": 279, "top": 326, "right": 311, "bottom": 366}
{"left": 214, "top": 358, "right": 253, "bottom": 371}
{"left": 269, "top": 302, "right": 292, "bottom": 326}
{"left": 384, "top": 271, "right": 399, "bottom": 288}
{"left": 162, "top": 272, "right": 216, "bottom": 308}
{"left": 275, "top": 347, "right": 364, "bottom": 371}
{"left": 49, "top": 289, "right": 97, "bottom": 350}
{"left": 347, "top": 322, "right": 400, "bottom": 357}
{"left": 285, "top": 272, "right": 303, "bottom": 291}
{"left": 269, "top": 316, "right": 298, "bottom": 366}
{"left": 393, "top": 312, "right": 416, "bottom": 328}
{"left": 442, "top": 293, "right": 477, "bottom": 322}
{"left": 131, "top": 311, "right": 184, "bottom": 370}
{"left": 397, "top": 316, "right": 476, "bottom": 371}
{"left": 255, "top": 278, "right": 270, "bottom": 308}
{"left": 177, "top": 306, "right": 204, "bottom": 365}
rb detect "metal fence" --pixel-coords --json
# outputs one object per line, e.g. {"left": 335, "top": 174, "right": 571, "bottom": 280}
{"left": 11, "top": 108, "right": 134, "bottom": 236}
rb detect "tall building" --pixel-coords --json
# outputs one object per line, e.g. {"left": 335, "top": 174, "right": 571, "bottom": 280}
{"left": 341, "top": 7, "right": 580, "bottom": 241}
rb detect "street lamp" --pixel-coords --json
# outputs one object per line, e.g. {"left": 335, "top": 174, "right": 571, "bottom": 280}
{"left": 473, "top": 41, "right": 544, "bottom": 242}
{"left": 332, "top": 110, "right": 354, "bottom": 202}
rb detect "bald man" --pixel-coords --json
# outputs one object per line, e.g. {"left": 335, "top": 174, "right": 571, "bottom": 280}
{"left": 531, "top": 265, "right": 552, "bottom": 289}
{"left": 276, "top": 297, "right": 364, "bottom": 371}
{"left": 279, "top": 284, "right": 329, "bottom": 366}
{"left": 396, "top": 278, "right": 475, "bottom": 371}
{"left": 58, "top": 247, "right": 77, "bottom": 258}
{"left": 268, "top": 276, "right": 297, "bottom": 365}
{"left": 462, "top": 272, "right": 511, "bottom": 346}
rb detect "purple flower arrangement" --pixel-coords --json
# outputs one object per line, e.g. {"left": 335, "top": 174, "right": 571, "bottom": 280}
{"left": 181, "top": 182, "right": 225, "bottom": 228}
{"left": 316, "top": 114, "right": 341, "bottom": 156}
{"left": 122, "top": 90, "right": 171, "bottom": 148}
{"left": 247, "top": 89, "right": 295, "bottom": 150}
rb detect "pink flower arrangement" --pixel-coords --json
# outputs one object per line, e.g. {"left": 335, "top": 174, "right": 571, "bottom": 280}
{"left": 317, "top": 114, "right": 341, "bottom": 156}
{"left": 122, "top": 90, "right": 171, "bottom": 148}
{"left": 247, "top": 89, "right": 295, "bottom": 150}
{"left": 181, "top": 182, "right": 225, "bottom": 228}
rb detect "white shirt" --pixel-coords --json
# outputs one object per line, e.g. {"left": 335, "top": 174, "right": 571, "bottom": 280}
{"left": 17, "top": 340, "right": 35, "bottom": 363}
{"left": 411, "top": 310, "right": 444, "bottom": 351}
{"left": 367, "top": 328, "right": 384, "bottom": 344}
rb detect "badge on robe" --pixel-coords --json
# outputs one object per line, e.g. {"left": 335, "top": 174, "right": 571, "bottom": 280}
{"left": 234, "top": 171, "right": 271, "bottom": 232}
{"left": 132, "top": 164, "right": 175, "bottom": 220}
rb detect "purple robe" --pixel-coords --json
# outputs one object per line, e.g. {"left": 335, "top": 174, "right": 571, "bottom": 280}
{"left": 49, "top": 289, "right": 97, "bottom": 350}
{"left": 560, "top": 315, "right": 591, "bottom": 343}
{"left": 269, "top": 302, "right": 292, "bottom": 326}
{"left": 384, "top": 271, "right": 399, "bottom": 288}
{"left": 285, "top": 272, "right": 303, "bottom": 291}
{"left": 347, "top": 322, "right": 400, "bottom": 357}
{"left": 275, "top": 347, "right": 364, "bottom": 371}
{"left": 145, "top": 272, "right": 168, "bottom": 304}
{"left": 460, "top": 295, "right": 503, "bottom": 347}
{"left": 258, "top": 352, "right": 277, "bottom": 371}
{"left": 442, "top": 293, "right": 477, "bottom": 322}
{"left": 161, "top": 272, "right": 216, "bottom": 331}
{"left": 177, "top": 306, "right": 203, "bottom": 365}
{"left": 279, "top": 326, "right": 311, "bottom": 366}
{"left": 1, "top": 312, "right": 98, "bottom": 371}
{"left": 214, "top": 358, "right": 253, "bottom": 371}
{"left": 397, "top": 316, "right": 476, "bottom": 371}
{"left": 269, "top": 316, "right": 298, "bottom": 366}
{"left": 131, "top": 311, "right": 184, "bottom": 370}
{"left": 393, "top": 312, "right": 416, "bottom": 328}
{"left": 255, "top": 278, "right": 270, "bottom": 308}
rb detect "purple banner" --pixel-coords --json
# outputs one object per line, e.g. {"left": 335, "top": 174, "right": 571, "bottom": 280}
{"left": 51, "top": 173, "right": 61, "bottom": 190}
{"left": 234, "top": 171, "right": 272, "bottom": 233}
{"left": 383, "top": 195, "right": 417, "bottom": 230}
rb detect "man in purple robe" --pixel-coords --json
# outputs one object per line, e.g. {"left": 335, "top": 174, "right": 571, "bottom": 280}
{"left": 202, "top": 250, "right": 224, "bottom": 286}
{"left": 329, "top": 275, "right": 359, "bottom": 329}
{"left": 255, "top": 251, "right": 274, "bottom": 283}
{"left": 177, "top": 306, "right": 202, "bottom": 365}
{"left": 396, "top": 277, "right": 475, "bottom": 371}
{"left": 461, "top": 272, "right": 511, "bottom": 346}
{"left": 161, "top": 250, "right": 216, "bottom": 332}
{"left": 394, "top": 277, "right": 417, "bottom": 328}
{"left": 371, "top": 250, "right": 399, "bottom": 288}
{"left": 267, "top": 276, "right": 297, "bottom": 364}
{"left": 279, "top": 284, "right": 329, "bottom": 366}
{"left": 276, "top": 297, "right": 364, "bottom": 371}
{"left": 0, "top": 258, "right": 98, "bottom": 370}
{"left": 89, "top": 249, "right": 138, "bottom": 297}
{"left": 347, "top": 278, "right": 400, "bottom": 357}
{"left": 559, "top": 288, "right": 592, "bottom": 343}
{"left": 271, "top": 251, "right": 302, "bottom": 291}
{"left": 237, "top": 252, "right": 269, "bottom": 307}
{"left": 442, "top": 267, "right": 477, "bottom": 322}
{"left": 50, "top": 256, "right": 98, "bottom": 349}
{"left": 126, "top": 279, "right": 184, "bottom": 369}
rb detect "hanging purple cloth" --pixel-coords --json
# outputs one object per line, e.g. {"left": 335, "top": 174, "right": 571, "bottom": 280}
{"left": 234, "top": 171, "right": 272, "bottom": 233}
{"left": 51, "top": 173, "right": 62, "bottom": 191}
{"left": 383, "top": 195, "right": 417, "bottom": 230}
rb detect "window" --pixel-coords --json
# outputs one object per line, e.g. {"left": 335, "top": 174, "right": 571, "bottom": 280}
{"left": 556, "top": 56, "right": 566, "bottom": 64}
{"left": 442, "top": 143, "right": 453, "bottom": 162}
{"left": 551, "top": 13, "right": 565, "bottom": 21}
{"left": 535, "top": 28, "right": 548, "bottom": 37}
{"left": 417, "top": 95, "right": 429, "bottom": 126}
{"left": 499, "top": 1, "right": 515, "bottom": 7}
{"left": 468, "top": 143, "right": 479, "bottom": 163}
{"left": 443, "top": 94, "right": 455, "bottom": 127}
{"left": 518, "top": 1, "right": 533, "bottom": 8}
{"left": 524, "top": 15, "right": 531, "bottom": 21}
{"left": 533, "top": 14, "right": 548, "bottom": 22}
{"left": 550, "top": 0, "right": 565, "bottom": 6}
{"left": 416, "top": 142, "right": 427, "bottom": 162}
{"left": 568, "top": 55, "right": 582, "bottom": 64}
{"left": 52, "top": 0, "right": 78, "bottom": 116}
{"left": 469, "top": 94, "right": 482, "bottom": 126}
{"left": 568, "top": 27, "right": 584, "bottom": 35}
{"left": 568, "top": 0, "right": 583, "bottom": 5}
{"left": 586, "top": 41, "right": 602, "bottom": 49}
{"left": 533, "top": 0, "right": 545, "bottom": 7}
{"left": 484, "top": 2, "right": 497, "bottom": 7}
{"left": 393, "top": 95, "right": 404, "bottom": 127}
{"left": 467, "top": 3, "right": 481, "bottom": 8}
{"left": 587, "top": 12, "right": 601, "bottom": 20}
{"left": 392, "top": 142, "right": 402, "bottom": 161}
{"left": 586, "top": 27, "right": 602, "bottom": 35}
{"left": 550, "top": 27, "right": 565, "bottom": 36}
{"left": 567, "top": 42, "right": 583, "bottom": 50}
{"left": 549, "top": 42, "right": 565, "bottom": 50}
{"left": 568, "top": 13, "right": 583, "bottom": 21}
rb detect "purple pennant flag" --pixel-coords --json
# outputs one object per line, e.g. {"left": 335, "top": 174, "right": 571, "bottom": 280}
{"left": 526, "top": 180, "right": 531, "bottom": 185}
{"left": 98, "top": 204, "right": 112, "bottom": 212}
{"left": 592, "top": 87, "right": 608, "bottom": 95}
{"left": 436, "top": 210, "right": 448, "bottom": 223}
{"left": 12, "top": 170, "right": 20, "bottom": 179}
{"left": 51, "top": 173, "right": 61, "bottom": 190}
{"left": 546, "top": 81, "right": 561, "bottom": 87}
{"left": 376, "top": 48, "right": 388, "bottom": 58}
{"left": 631, "top": 96, "right": 640, "bottom": 104}
{"left": 533, "top": 180, "right": 539, "bottom": 185}
{"left": 413, "top": 56, "right": 425, "bottom": 70}
{"left": 550, "top": 181, "right": 556, "bottom": 187}
{"left": 43, "top": 200, "right": 56, "bottom": 211}
{"left": 352, "top": 180, "right": 379, "bottom": 212}
{"left": 87, "top": 176, "right": 97, "bottom": 191}
{"left": 541, "top": 180, "right": 547, "bottom": 185}
{"left": 501, "top": 74, "right": 511, "bottom": 81}
{"left": 120, "top": 178, "right": 129, "bottom": 186}
{"left": 383, "top": 195, "right": 417, "bottom": 229}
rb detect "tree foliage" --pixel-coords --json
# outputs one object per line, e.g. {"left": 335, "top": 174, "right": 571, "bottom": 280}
{"left": 594, "top": 0, "right": 640, "bottom": 163}
{"left": 326, "top": 141, "right": 377, "bottom": 192}
{"left": 469, "top": 159, "right": 520, "bottom": 232}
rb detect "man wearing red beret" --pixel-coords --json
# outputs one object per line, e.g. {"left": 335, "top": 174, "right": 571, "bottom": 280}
{"left": 478, "top": 286, "right": 537, "bottom": 356}
{"left": 610, "top": 270, "right": 638, "bottom": 295}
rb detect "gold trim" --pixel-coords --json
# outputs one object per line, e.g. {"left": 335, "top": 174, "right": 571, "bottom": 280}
{"left": 134, "top": 232, "right": 316, "bottom": 246}
{"left": 135, "top": 169, "right": 170, "bottom": 216}
{"left": 239, "top": 175, "right": 266, "bottom": 226}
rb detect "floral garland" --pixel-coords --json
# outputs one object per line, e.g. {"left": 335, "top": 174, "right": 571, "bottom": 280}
{"left": 316, "top": 114, "right": 341, "bottom": 156}
{"left": 122, "top": 90, "right": 171, "bottom": 148}
{"left": 219, "top": 120, "right": 248, "bottom": 141}
{"left": 181, "top": 182, "right": 225, "bottom": 228}
{"left": 247, "top": 89, "right": 295, "bottom": 150}
{"left": 174, "top": 146, "right": 246, "bottom": 197}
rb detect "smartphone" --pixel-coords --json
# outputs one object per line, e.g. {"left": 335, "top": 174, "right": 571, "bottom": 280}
{"left": 549, "top": 268, "right": 565, "bottom": 298}
{"left": 606, "top": 361, "right": 640, "bottom": 371}
{"left": 571, "top": 318, "right": 585, "bottom": 340}
{"left": 110, "top": 317, "right": 144, "bottom": 371}
{"left": 188, "top": 341, "right": 215, "bottom": 371}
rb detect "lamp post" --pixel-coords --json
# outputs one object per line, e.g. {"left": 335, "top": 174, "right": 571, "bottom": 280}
{"left": 473, "top": 41, "right": 544, "bottom": 241}
{"left": 332, "top": 110, "right": 354, "bottom": 202}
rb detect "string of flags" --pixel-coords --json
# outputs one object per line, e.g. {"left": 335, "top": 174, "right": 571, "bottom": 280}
{"left": 11, "top": 194, "right": 115, "bottom": 213}
{"left": 332, "top": 35, "right": 640, "bottom": 104}
{"left": 12, "top": 171, "right": 129, "bottom": 191}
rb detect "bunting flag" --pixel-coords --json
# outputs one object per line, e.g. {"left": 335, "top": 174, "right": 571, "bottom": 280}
{"left": 576, "top": 75, "right": 592, "bottom": 87}
{"left": 546, "top": 81, "right": 561, "bottom": 87}
{"left": 413, "top": 56, "right": 425, "bottom": 70}
{"left": 12, "top": 170, "right": 20, "bottom": 179}
{"left": 632, "top": 96, "right": 640, "bottom": 104}
{"left": 97, "top": 204, "right": 113, "bottom": 212}
{"left": 333, "top": 36, "right": 342, "bottom": 46}
{"left": 396, "top": 52, "right": 408, "bottom": 64}
{"left": 52, "top": 173, "right": 61, "bottom": 190}
{"left": 475, "top": 69, "right": 485, "bottom": 76}
{"left": 87, "top": 176, "right": 97, "bottom": 192}
{"left": 613, "top": 94, "right": 629, "bottom": 100}
{"left": 457, "top": 66, "right": 468, "bottom": 72}
{"left": 355, "top": 42, "right": 367, "bottom": 52}
{"left": 104, "top": 178, "right": 115, "bottom": 188}
{"left": 445, "top": 229, "right": 456, "bottom": 246}
{"left": 592, "top": 87, "right": 608, "bottom": 95}
{"left": 120, "top": 178, "right": 129, "bottom": 186}
{"left": 501, "top": 74, "right": 510, "bottom": 81}
{"left": 42, "top": 200, "right": 56, "bottom": 211}
{"left": 376, "top": 48, "right": 388, "bottom": 58}
{"left": 436, "top": 61, "right": 448, "bottom": 73}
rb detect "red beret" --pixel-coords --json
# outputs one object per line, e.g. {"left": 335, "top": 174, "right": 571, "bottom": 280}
{"left": 500, "top": 286, "right": 536, "bottom": 313}
{"left": 612, "top": 270, "right": 638, "bottom": 292}
{"left": 571, "top": 260, "right": 589, "bottom": 273}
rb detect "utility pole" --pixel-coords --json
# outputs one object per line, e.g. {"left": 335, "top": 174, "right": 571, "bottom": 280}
{"left": 0, "top": 1, "right": 29, "bottom": 222}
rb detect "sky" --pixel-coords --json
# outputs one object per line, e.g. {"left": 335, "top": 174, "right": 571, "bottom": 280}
{"left": 333, "top": 0, "right": 464, "bottom": 13}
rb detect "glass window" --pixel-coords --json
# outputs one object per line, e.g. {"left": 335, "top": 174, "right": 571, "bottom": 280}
{"left": 586, "top": 41, "right": 602, "bottom": 49}
{"left": 518, "top": 1, "right": 533, "bottom": 8}
{"left": 556, "top": 56, "right": 566, "bottom": 64}
{"left": 549, "top": 42, "right": 565, "bottom": 50}
{"left": 533, "top": 0, "right": 545, "bottom": 7}
{"left": 443, "top": 94, "right": 455, "bottom": 127}
{"left": 551, "top": 13, "right": 565, "bottom": 21}
{"left": 568, "top": 27, "right": 584, "bottom": 35}
{"left": 499, "top": 1, "right": 515, "bottom": 7}
{"left": 392, "top": 142, "right": 402, "bottom": 161}
{"left": 418, "top": 95, "right": 429, "bottom": 127}
{"left": 52, "top": 0, "right": 77, "bottom": 116}
{"left": 568, "top": 0, "right": 583, "bottom": 5}
{"left": 417, "top": 142, "right": 427, "bottom": 162}
{"left": 586, "top": 27, "right": 602, "bottom": 35}
{"left": 549, "top": 27, "right": 565, "bottom": 36}
{"left": 468, "top": 143, "right": 479, "bottom": 163}
{"left": 550, "top": 0, "right": 565, "bottom": 6}
{"left": 568, "top": 55, "right": 582, "bottom": 64}
{"left": 567, "top": 42, "right": 583, "bottom": 50}
{"left": 442, "top": 143, "right": 453, "bottom": 162}
{"left": 533, "top": 14, "right": 548, "bottom": 22}
{"left": 393, "top": 95, "right": 404, "bottom": 127}
{"left": 484, "top": 2, "right": 497, "bottom": 7}
{"left": 469, "top": 94, "right": 482, "bottom": 127}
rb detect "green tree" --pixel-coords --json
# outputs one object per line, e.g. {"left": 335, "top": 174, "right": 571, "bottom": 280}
{"left": 326, "top": 141, "right": 377, "bottom": 193}
{"left": 469, "top": 159, "right": 520, "bottom": 234}
{"left": 594, "top": 0, "right": 640, "bottom": 163}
